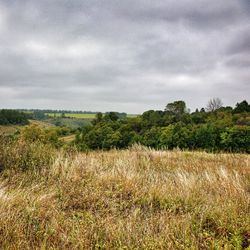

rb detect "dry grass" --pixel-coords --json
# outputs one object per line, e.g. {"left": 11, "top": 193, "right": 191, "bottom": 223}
{"left": 0, "top": 125, "right": 20, "bottom": 136}
{"left": 0, "top": 145, "right": 249, "bottom": 249}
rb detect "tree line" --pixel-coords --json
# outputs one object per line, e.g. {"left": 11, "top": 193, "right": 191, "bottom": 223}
{"left": 0, "top": 110, "right": 29, "bottom": 125}
{"left": 75, "top": 99, "right": 250, "bottom": 153}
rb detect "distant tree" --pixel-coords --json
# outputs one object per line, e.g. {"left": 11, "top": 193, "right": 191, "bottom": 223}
{"left": 191, "top": 111, "right": 207, "bottom": 124}
{"left": 33, "top": 111, "right": 46, "bottom": 120}
{"left": 217, "top": 106, "right": 233, "bottom": 112}
{"left": 165, "top": 100, "right": 186, "bottom": 114}
{"left": 206, "top": 98, "right": 223, "bottom": 112}
{"left": 233, "top": 100, "right": 250, "bottom": 113}
{"left": 142, "top": 110, "right": 164, "bottom": 127}
{"left": 92, "top": 112, "right": 103, "bottom": 125}
{"left": 0, "top": 110, "right": 29, "bottom": 125}
{"left": 104, "top": 112, "right": 119, "bottom": 122}
{"left": 72, "top": 99, "right": 249, "bottom": 153}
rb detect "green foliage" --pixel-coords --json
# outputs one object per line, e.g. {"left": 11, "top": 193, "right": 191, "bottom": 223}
{"left": 233, "top": 100, "right": 250, "bottom": 114}
{"left": 165, "top": 100, "right": 186, "bottom": 114}
{"left": 0, "top": 109, "right": 29, "bottom": 125}
{"left": 18, "top": 124, "right": 70, "bottom": 149}
{"left": 104, "top": 112, "right": 119, "bottom": 122}
{"left": 159, "top": 125, "right": 175, "bottom": 149}
{"left": 221, "top": 126, "right": 250, "bottom": 153}
{"left": 32, "top": 111, "right": 47, "bottom": 120}
{"left": 74, "top": 100, "right": 250, "bottom": 152}
{"left": 193, "top": 124, "right": 220, "bottom": 150}
{"left": 142, "top": 126, "right": 161, "bottom": 148}
{"left": 92, "top": 112, "right": 103, "bottom": 125}
{"left": 50, "top": 117, "right": 91, "bottom": 129}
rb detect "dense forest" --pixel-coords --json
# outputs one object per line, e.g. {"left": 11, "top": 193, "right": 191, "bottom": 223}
{"left": 75, "top": 99, "right": 250, "bottom": 153}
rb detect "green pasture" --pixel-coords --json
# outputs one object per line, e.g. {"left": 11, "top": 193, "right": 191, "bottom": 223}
{"left": 45, "top": 113, "right": 96, "bottom": 119}
{"left": 45, "top": 113, "right": 139, "bottom": 119}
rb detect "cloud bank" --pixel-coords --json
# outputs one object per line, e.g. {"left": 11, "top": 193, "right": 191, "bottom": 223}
{"left": 0, "top": 0, "right": 249, "bottom": 112}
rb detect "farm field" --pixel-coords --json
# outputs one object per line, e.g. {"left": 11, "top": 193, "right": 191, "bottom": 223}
{"left": 127, "top": 113, "right": 139, "bottom": 118}
{"left": 45, "top": 113, "right": 96, "bottom": 119}
{"left": 45, "top": 113, "right": 139, "bottom": 119}
{"left": 0, "top": 144, "right": 249, "bottom": 249}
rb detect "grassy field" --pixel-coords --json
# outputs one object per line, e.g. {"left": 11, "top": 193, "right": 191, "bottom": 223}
{"left": 0, "top": 125, "right": 20, "bottom": 135}
{"left": 45, "top": 113, "right": 96, "bottom": 119}
{"left": 45, "top": 113, "right": 139, "bottom": 119}
{"left": 127, "top": 114, "right": 139, "bottom": 118}
{"left": 30, "top": 120, "right": 55, "bottom": 128}
{"left": 0, "top": 144, "right": 249, "bottom": 249}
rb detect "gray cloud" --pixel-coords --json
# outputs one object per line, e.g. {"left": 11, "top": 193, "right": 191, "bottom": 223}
{"left": 0, "top": 0, "right": 249, "bottom": 113}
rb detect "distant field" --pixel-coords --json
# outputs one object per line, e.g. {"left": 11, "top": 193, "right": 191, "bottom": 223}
{"left": 45, "top": 113, "right": 96, "bottom": 119}
{"left": 46, "top": 113, "right": 139, "bottom": 119}
{"left": 127, "top": 114, "right": 139, "bottom": 118}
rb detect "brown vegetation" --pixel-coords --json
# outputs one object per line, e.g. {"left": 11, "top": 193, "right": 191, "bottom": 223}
{"left": 0, "top": 142, "right": 249, "bottom": 249}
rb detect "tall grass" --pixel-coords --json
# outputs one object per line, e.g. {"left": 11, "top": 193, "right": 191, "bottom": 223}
{"left": 0, "top": 141, "right": 249, "bottom": 249}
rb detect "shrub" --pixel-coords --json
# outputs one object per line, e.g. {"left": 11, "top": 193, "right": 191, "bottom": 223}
{"left": 0, "top": 135, "right": 56, "bottom": 173}
{"left": 221, "top": 126, "right": 250, "bottom": 153}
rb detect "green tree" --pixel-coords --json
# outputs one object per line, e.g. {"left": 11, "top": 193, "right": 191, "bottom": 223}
{"left": 142, "top": 126, "right": 161, "bottom": 148}
{"left": 159, "top": 125, "right": 175, "bottom": 149}
{"left": 233, "top": 100, "right": 250, "bottom": 113}
{"left": 221, "top": 126, "right": 250, "bottom": 152}
{"left": 104, "top": 112, "right": 119, "bottom": 122}
{"left": 165, "top": 100, "right": 186, "bottom": 115}
{"left": 92, "top": 112, "right": 103, "bottom": 125}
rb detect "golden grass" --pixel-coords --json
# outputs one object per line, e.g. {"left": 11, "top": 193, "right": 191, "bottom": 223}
{"left": 0, "top": 125, "right": 20, "bottom": 136}
{"left": 29, "top": 120, "right": 55, "bottom": 128}
{"left": 60, "top": 134, "right": 76, "bottom": 143}
{"left": 0, "top": 145, "right": 249, "bottom": 249}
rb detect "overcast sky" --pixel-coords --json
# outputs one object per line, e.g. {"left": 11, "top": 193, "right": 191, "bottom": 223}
{"left": 0, "top": 0, "right": 249, "bottom": 113}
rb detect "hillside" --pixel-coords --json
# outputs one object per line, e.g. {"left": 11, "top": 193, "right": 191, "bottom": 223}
{"left": 0, "top": 120, "right": 54, "bottom": 136}
{"left": 0, "top": 142, "right": 249, "bottom": 249}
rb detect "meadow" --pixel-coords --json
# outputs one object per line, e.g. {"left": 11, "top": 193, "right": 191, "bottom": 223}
{"left": 0, "top": 140, "right": 249, "bottom": 249}
{"left": 45, "top": 113, "right": 138, "bottom": 119}
{"left": 45, "top": 113, "right": 96, "bottom": 119}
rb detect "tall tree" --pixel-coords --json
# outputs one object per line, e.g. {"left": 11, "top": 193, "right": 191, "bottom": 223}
{"left": 233, "top": 100, "right": 250, "bottom": 113}
{"left": 165, "top": 100, "right": 186, "bottom": 114}
{"left": 206, "top": 98, "right": 223, "bottom": 112}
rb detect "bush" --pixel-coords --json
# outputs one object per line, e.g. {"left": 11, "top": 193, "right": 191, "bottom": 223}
{"left": 20, "top": 124, "right": 62, "bottom": 148}
{"left": 221, "top": 126, "right": 250, "bottom": 153}
{"left": 0, "top": 135, "right": 56, "bottom": 173}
